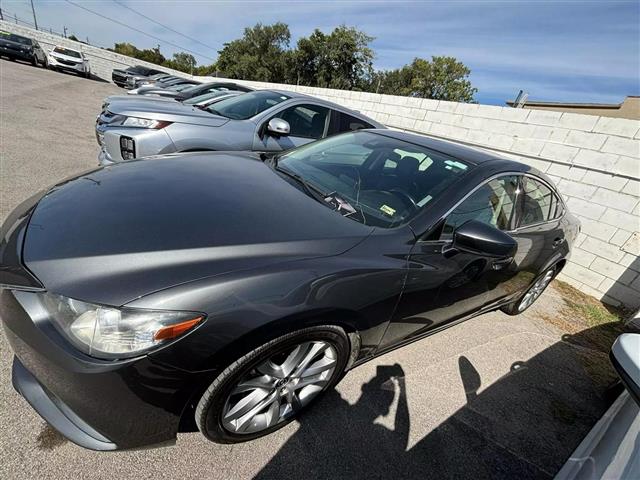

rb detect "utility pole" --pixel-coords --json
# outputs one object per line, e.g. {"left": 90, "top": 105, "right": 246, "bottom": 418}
{"left": 63, "top": 26, "right": 67, "bottom": 38}
{"left": 0, "top": 8, "right": 4, "bottom": 21}
{"left": 30, "top": 0, "right": 38, "bottom": 30}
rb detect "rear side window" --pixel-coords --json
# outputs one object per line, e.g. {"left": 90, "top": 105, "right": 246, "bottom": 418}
{"left": 332, "top": 112, "right": 374, "bottom": 134}
{"left": 519, "top": 177, "right": 561, "bottom": 227}
{"left": 442, "top": 175, "right": 520, "bottom": 238}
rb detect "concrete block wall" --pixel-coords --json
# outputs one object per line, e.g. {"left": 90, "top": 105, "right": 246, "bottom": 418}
{"left": 2, "top": 22, "right": 639, "bottom": 308}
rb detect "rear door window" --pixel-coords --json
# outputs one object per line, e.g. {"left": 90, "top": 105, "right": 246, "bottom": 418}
{"left": 519, "top": 177, "right": 562, "bottom": 227}
{"left": 330, "top": 111, "right": 374, "bottom": 135}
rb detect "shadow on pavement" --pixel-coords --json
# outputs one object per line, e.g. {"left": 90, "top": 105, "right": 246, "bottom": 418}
{"left": 255, "top": 322, "right": 624, "bottom": 480}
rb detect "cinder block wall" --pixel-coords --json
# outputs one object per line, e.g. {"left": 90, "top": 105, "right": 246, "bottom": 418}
{"left": 2, "top": 22, "right": 639, "bottom": 309}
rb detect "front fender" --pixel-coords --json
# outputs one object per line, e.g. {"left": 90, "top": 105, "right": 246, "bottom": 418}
{"left": 131, "top": 256, "right": 405, "bottom": 372}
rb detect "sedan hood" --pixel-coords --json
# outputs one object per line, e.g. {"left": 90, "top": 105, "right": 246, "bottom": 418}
{"left": 22, "top": 153, "right": 373, "bottom": 306}
{"left": 107, "top": 99, "right": 229, "bottom": 127}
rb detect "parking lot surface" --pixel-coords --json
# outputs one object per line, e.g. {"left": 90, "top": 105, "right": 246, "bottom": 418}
{"left": 0, "top": 60, "right": 623, "bottom": 479}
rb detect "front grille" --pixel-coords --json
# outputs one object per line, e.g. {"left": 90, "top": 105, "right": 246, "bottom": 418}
{"left": 55, "top": 58, "right": 80, "bottom": 66}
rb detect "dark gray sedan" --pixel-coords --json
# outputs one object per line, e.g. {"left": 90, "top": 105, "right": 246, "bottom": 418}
{"left": 1, "top": 130, "right": 579, "bottom": 451}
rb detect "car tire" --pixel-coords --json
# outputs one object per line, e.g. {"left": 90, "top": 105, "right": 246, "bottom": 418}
{"left": 195, "top": 325, "right": 350, "bottom": 444}
{"left": 500, "top": 266, "right": 556, "bottom": 316}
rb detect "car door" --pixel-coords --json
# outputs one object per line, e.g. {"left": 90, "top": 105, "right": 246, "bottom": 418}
{"left": 254, "top": 103, "right": 331, "bottom": 151}
{"left": 499, "top": 175, "right": 567, "bottom": 300}
{"left": 380, "top": 175, "right": 522, "bottom": 348}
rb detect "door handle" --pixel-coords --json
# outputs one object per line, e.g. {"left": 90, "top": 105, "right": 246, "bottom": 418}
{"left": 491, "top": 257, "right": 513, "bottom": 271}
{"left": 552, "top": 237, "right": 564, "bottom": 249}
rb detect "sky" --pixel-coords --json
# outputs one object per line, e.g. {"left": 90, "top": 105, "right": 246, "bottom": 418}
{"left": 3, "top": 0, "right": 639, "bottom": 105}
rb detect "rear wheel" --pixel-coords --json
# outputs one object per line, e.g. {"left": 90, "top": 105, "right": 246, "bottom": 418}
{"left": 501, "top": 267, "right": 556, "bottom": 315}
{"left": 196, "top": 325, "right": 350, "bottom": 443}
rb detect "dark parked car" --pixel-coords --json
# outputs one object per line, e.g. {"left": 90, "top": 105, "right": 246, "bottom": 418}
{"left": 0, "top": 31, "right": 47, "bottom": 67}
{"left": 129, "top": 81, "right": 253, "bottom": 101}
{"left": 0, "top": 130, "right": 579, "bottom": 450}
{"left": 112, "top": 65, "right": 166, "bottom": 87}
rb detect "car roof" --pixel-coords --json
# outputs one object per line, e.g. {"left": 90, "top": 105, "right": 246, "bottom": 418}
{"left": 364, "top": 129, "right": 531, "bottom": 170}
{"left": 261, "top": 89, "right": 384, "bottom": 126}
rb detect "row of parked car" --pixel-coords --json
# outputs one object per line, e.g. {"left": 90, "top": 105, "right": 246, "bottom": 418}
{"left": 97, "top": 66, "right": 384, "bottom": 164}
{"left": 0, "top": 30, "right": 91, "bottom": 77}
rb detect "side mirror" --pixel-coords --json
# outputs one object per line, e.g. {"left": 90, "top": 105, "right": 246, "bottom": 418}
{"left": 266, "top": 118, "right": 290, "bottom": 137}
{"left": 611, "top": 333, "right": 640, "bottom": 406}
{"left": 450, "top": 220, "right": 517, "bottom": 258}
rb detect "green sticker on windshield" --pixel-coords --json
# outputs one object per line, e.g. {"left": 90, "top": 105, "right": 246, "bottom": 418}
{"left": 380, "top": 204, "right": 396, "bottom": 216}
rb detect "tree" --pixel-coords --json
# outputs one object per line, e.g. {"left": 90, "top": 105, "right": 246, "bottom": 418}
{"left": 68, "top": 34, "right": 79, "bottom": 42}
{"left": 165, "top": 52, "right": 196, "bottom": 73}
{"left": 291, "top": 26, "right": 374, "bottom": 90}
{"left": 216, "top": 22, "right": 291, "bottom": 82}
{"left": 373, "top": 56, "right": 477, "bottom": 102}
{"left": 111, "top": 42, "right": 166, "bottom": 66}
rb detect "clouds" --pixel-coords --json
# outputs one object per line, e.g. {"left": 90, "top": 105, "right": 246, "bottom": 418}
{"left": 7, "top": 0, "right": 639, "bottom": 105}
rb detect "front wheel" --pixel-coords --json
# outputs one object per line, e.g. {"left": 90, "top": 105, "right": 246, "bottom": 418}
{"left": 501, "top": 267, "right": 556, "bottom": 315}
{"left": 195, "top": 325, "right": 350, "bottom": 444}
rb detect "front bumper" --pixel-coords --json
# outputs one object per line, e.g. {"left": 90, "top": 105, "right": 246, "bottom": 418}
{"left": 12, "top": 357, "right": 117, "bottom": 450}
{"left": 96, "top": 128, "right": 177, "bottom": 165}
{"left": 49, "top": 56, "right": 87, "bottom": 73}
{"left": 1, "top": 289, "right": 202, "bottom": 450}
{"left": 0, "top": 46, "right": 33, "bottom": 61}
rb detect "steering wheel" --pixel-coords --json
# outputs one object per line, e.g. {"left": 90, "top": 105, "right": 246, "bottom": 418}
{"left": 388, "top": 189, "right": 419, "bottom": 212}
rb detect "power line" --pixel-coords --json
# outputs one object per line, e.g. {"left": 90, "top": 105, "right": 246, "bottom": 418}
{"left": 64, "top": 0, "right": 215, "bottom": 61}
{"left": 111, "top": 0, "right": 217, "bottom": 53}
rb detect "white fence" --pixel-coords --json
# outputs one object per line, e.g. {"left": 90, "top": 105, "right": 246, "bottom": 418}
{"left": 2, "top": 21, "right": 639, "bottom": 309}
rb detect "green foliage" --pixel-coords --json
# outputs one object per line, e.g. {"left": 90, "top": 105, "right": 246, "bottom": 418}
{"left": 290, "top": 26, "right": 374, "bottom": 90}
{"left": 108, "top": 23, "right": 477, "bottom": 100}
{"left": 164, "top": 52, "right": 197, "bottom": 73}
{"left": 216, "top": 22, "right": 291, "bottom": 82}
{"left": 112, "top": 42, "right": 166, "bottom": 67}
{"left": 68, "top": 34, "right": 79, "bottom": 42}
{"left": 372, "top": 56, "right": 477, "bottom": 102}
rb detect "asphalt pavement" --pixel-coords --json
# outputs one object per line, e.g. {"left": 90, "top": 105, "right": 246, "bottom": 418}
{"left": 0, "top": 59, "right": 622, "bottom": 480}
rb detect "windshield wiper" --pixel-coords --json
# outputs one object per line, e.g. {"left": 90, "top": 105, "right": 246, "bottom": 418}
{"left": 275, "top": 165, "right": 328, "bottom": 204}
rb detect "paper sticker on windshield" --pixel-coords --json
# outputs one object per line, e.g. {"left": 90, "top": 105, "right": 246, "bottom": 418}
{"left": 380, "top": 204, "right": 396, "bottom": 216}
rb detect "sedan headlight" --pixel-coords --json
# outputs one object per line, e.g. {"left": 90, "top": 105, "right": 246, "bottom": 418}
{"left": 39, "top": 292, "right": 204, "bottom": 359}
{"left": 121, "top": 117, "right": 171, "bottom": 129}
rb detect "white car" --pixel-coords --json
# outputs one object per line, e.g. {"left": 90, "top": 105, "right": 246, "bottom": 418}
{"left": 555, "top": 312, "right": 640, "bottom": 480}
{"left": 48, "top": 46, "right": 90, "bottom": 78}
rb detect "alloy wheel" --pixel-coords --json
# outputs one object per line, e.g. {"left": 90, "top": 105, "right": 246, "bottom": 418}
{"left": 518, "top": 269, "right": 554, "bottom": 312}
{"left": 221, "top": 341, "right": 337, "bottom": 434}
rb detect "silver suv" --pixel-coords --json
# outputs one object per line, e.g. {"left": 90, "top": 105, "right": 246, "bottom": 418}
{"left": 96, "top": 90, "right": 385, "bottom": 165}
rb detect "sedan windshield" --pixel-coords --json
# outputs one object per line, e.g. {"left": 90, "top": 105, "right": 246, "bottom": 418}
{"left": 205, "top": 91, "right": 289, "bottom": 119}
{"left": 1, "top": 32, "right": 31, "bottom": 45}
{"left": 276, "top": 131, "right": 471, "bottom": 228}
